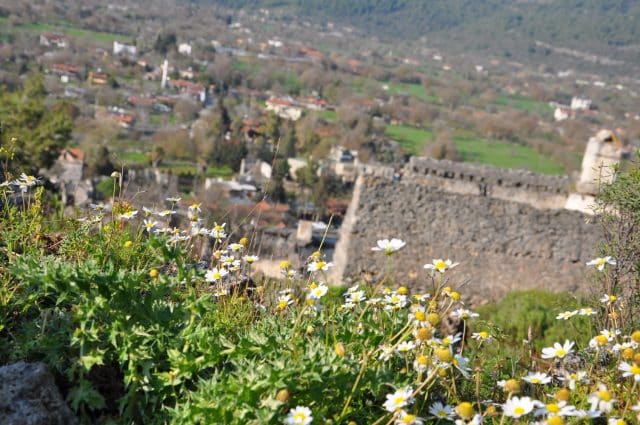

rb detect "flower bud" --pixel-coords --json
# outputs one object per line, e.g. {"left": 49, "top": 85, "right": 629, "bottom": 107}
{"left": 276, "top": 388, "right": 289, "bottom": 402}
{"left": 455, "top": 402, "right": 474, "bottom": 420}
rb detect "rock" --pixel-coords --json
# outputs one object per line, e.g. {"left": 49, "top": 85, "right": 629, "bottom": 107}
{"left": 0, "top": 362, "right": 78, "bottom": 425}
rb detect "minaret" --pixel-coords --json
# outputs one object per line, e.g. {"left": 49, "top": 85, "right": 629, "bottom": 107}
{"left": 161, "top": 59, "right": 168, "bottom": 89}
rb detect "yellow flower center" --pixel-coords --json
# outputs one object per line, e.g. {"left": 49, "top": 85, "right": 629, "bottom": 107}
{"left": 435, "top": 347, "right": 453, "bottom": 363}
{"left": 598, "top": 390, "right": 611, "bottom": 401}
{"left": 596, "top": 258, "right": 606, "bottom": 265}
{"left": 394, "top": 396, "right": 406, "bottom": 405}
{"left": 416, "top": 355, "right": 429, "bottom": 366}
{"left": 530, "top": 378, "right": 540, "bottom": 383}
{"left": 547, "top": 416, "right": 564, "bottom": 425}
{"left": 456, "top": 402, "right": 474, "bottom": 420}
{"left": 514, "top": 406, "right": 525, "bottom": 415}
{"left": 555, "top": 348, "right": 566, "bottom": 357}
{"left": 415, "top": 311, "right": 426, "bottom": 321}
{"left": 631, "top": 365, "right": 640, "bottom": 375}
{"left": 294, "top": 413, "right": 307, "bottom": 420}
{"left": 435, "top": 260, "right": 446, "bottom": 270}
{"left": 596, "top": 335, "right": 609, "bottom": 346}
{"left": 315, "top": 261, "right": 326, "bottom": 269}
{"left": 401, "top": 414, "right": 416, "bottom": 424}
{"left": 478, "top": 331, "right": 488, "bottom": 339}
{"left": 546, "top": 403, "right": 560, "bottom": 413}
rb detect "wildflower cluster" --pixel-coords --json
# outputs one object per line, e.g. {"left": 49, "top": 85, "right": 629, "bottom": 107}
{"left": 2, "top": 176, "right": 639, "bottom": 425}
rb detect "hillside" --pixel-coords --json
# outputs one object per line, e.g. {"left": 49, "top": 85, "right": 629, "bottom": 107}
{"left": 206, "top": 0, "right": 640, "bottom": 71}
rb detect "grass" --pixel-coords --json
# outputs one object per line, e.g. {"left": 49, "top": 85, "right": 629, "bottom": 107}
{"left": 206, "top": 165, "right": 234, "bottom": 178}
{"left": 494, "top": 94, "right": 553, "bottom": 117}
{"left": 382, "top": 81, "right": 440, "bottom": 103}
{"left": 157, "top": 161, "right": 235, "bottom": 179}
{"left": 114, "top": 151, "right": 148, "bottom": 166}
{"left": 385, "top": 124, "right": 565, "bottom": 174}
{"left": 454, "top": 136, "right": 566, "bottom": 175}
{"left": 319, "top": 110, "right": 337, "bottom": 122}
{"left": 0, "top": 18, "right": 132, "bottom": 44}
{"left": 384, "top": 124, "right": 433, "bottom": 154}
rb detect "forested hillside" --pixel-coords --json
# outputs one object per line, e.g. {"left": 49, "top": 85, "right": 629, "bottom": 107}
{"left": 207, "top": 0, "right": 640, "bottom": 67}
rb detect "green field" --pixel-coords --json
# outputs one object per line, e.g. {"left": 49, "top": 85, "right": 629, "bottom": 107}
{"left": 382, "top": 81, "right": 440, "bottom": 103}
{"left": 319, "top": 109, "right": 337, "bottom": 121}
{"left": 385, "top": 124, "right": 565, "bottom": 174}
{"left": 495, "top": 94, "right": 553, "bottom": 117}
{"left": 384, "top": 124, "right": 434, "bottom": 153}
{"left": 0, "top": 18, "right": 132, "bottom": 44}
{"left": 454, "top": 136, "right": 565, "bottom": 175}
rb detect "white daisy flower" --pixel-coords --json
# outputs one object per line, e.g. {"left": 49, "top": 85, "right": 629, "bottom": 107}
{"left": 307, "top": 260, "right": 333, "bottom": 272}
{"left": 541, "top": 340, "right": 574, "bottom": 360}
{"left": 284, "top": 405, "right": 313, "bottom": 425}
{"left": 588, "top": 384, "right": 616, "bottom": 413}
{"left": 424, "top": 259, "right": 459, "bottom": 273}
{"left": 396, "top": 341, "right": 416, "bottom": 354}
{"left": 451, "top": 308, "right": 479, "bottom": 321}
{"left": 523, "top": 372, "right": 552, "bottom": 385}
{"left": 587, "top": 256, "right": 616, "bottom": 271}
{"left": 243, "top": 255, "right": 259, "bottom": 264}
{"left": 619, "top": 361, "right": 640, "bottom": 382}
{"left": 556, "top": 310, "right": 578, "bottom": 320}
{"left": 383, "top": 387, "right": 414, "bottom": 412}
{"left": 308, "top": 283, "right": 329, "bottom": 300}
{"left": 119, "top": 210, "right": 138, "bottom": 220}
{"left": 429, "top": 401, "right": 454, "bottom": 419}
{"left": 205, "top": 267, "right": 228, "bottom": 282}
{"left": 372, "top": 238, "right": 406, "bottom": 255}
{"left": 503, "top": 396, "right": 537, "bottom": 418}
{"left": 395, "top": 410, "right": 424, "bottom": 425}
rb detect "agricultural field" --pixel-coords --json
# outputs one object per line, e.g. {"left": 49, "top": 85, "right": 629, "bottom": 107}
{"left": 385, "top": 124, "right": 565, "bottom": 175}
{"left": 0, "top": 17, "right": 132, "bottom": 44}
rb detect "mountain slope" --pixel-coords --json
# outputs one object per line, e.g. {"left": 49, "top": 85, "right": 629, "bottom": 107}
{"left": 206, "top": 0, "right": 640, "bottom": 69}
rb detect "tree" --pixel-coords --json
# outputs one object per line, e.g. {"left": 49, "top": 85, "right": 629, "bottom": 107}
{"left": 282, "top": 126, "right": 297, "bottom": 159}
{"left": 154, "top": 32, "right": 177, "bottom": 55}
{"left": 86, "top": 146, "right": 114, "bottom": 177}
{"left": 0, "top": 74, "right": 73, "bottom": 175}
{"left": 148, "top": 145, "right": 165, "bottom": 168}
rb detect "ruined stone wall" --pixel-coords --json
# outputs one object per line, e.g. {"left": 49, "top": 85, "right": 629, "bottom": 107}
{"left": 335, "top": 174, "right": 600, "bottom": 305}
{"left": 404, "top": 157, "right": 571, "bottom": 209}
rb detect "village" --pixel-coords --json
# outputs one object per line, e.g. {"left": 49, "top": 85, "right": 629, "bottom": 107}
{"left": 2, "top": 1, "right": 640, "bottom": 276}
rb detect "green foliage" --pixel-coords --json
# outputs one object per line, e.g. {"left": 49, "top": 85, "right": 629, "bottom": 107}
{"left": 0, "top": 74, "right": 73, "bottom": 174}
{"left": 1, "top": 169, "right": 640, "bottom": 424}
{"left": 94, "top": 177, "right": 119, "bottom": 201}
{"left": 209, "top": 140, "right": 248, "bottom": 172}
{"left": 477, "top": 290, "right": 590, "bottom": 349}
{"left": 209, "top": 0, "right": 640, "bottom": 52}
{"left": 595, "top": 159, "right": 640, "bottom": 327}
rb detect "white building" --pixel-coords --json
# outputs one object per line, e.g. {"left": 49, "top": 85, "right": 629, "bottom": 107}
{"left": 570, "top": 97, "right": 591, "bottom": 110}
{"left": 178, "top": 43, "right": 192, "bottom": 55}
{"left": 113, "top": 41, "right": 137, "bottom": 57}
{"left": 554, "top": 107, "right": 569, "bottom": 122}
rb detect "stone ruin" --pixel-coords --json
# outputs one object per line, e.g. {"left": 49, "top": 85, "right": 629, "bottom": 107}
{"left": 330, "top": 129, "right": 630, "bottom": 305}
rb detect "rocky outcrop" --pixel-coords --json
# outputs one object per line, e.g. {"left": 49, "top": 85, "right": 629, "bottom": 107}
{"left": 338, "top": 177, "right": 599, "bottom": 305}
{"left": 0, "top": 362, "right": 78, "bottom": 425}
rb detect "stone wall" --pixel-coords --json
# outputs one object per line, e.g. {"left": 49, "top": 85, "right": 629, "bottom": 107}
{"left": 404, "top": 157, "right": 571, "bottom": 210}
{"left": 335, "top": 176, "right": 599, "bottom": 305}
